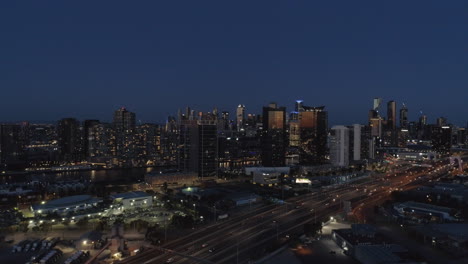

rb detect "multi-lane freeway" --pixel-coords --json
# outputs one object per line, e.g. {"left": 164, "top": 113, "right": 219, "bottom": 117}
{"left": 119, "top": 156, "right": 465, "bottom": 264}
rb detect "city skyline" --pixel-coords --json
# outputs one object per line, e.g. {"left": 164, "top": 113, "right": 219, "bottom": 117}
{"left": 1, "top": 1, "right": 467, "bottom": 125}
{"left": 0, "top": 99, "right": 463, "bottom": 128}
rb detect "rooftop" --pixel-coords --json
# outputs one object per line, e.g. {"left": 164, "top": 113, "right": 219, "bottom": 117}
{"left": 397, "top": 201, "right": 453, "bottom": 214}
{"left": 32, "top": 195, "right": 101, "bottom": 210}
{"left": 110, "top": 191, "right": 151, "bottom": 200}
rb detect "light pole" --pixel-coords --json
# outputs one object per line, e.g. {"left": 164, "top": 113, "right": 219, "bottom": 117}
{"left": 311, "top": 209, "right": 316, "bottom": 224}
{"left": 273, "top": 220, "right": 278, "bottom": 240}
{"left": 213, "top": 205, "right": 216, "bottom": 222}
{"left": 236, "top": 237, "right": 239, "bottom": 264}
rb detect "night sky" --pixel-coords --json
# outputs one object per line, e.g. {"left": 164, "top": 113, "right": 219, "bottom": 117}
{"left": 1, "top": 1, "right": 467, "bottom": 125}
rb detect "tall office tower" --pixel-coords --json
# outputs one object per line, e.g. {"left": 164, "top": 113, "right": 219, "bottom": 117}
{"left": 456, "top": 128, "right": 467, "bottom": 146}
{"left": 436, "top": 117, "right": 447, "bottom": 127}
{"left": 399, "top": 104, "right": 408, "bottom": 129}
{"left": 431, "top": 126, "right": 452, "bottom": 154}
{"left": 295, "top": 100, "right": 304, "bottom": 112}
{"left": 197, "top": 120, "right": 218, "bottom": 178}
{"left": 408, "top": 122, "right": 418, "bottom": 139}
{"left": 57, "top": 118, "right": 82, "bottom": 161}
{"left": 261, "top": 103, "right": 286, "bottom": 167}
{"left": 160, "top": 116, "right": 178, "bottom": 165}
{"left": 220, "top": 111, "right": 230, "bottom": 130}
{"left": 289, "top": 120, "right": 300, "bottom": 147}
{"left": 178, "top": 118, "right": 218, "bottom": 178}
{"left": 373, "top": 98, "right": 382, "bottom": 111}
{"left": 418, "top": 114, "right": 428, "bottom": 139}
{"left": 369, "top": 117, "right": 383, "bottom": 138}
{"left": 0, "top": 124, "right": 25, "bottom": 168}
{"left": 348, "top": 124, "right": 362, "bottom": 161}
{"left": 368, "top": 109, "right": 378, "bottom": 123}
{"left": 398, "top": 128, "right": 410, "bottom": 147}
{"left": 83, "top": 119, "right": 100, "bottom": 158}
{"left": 178, "top": 120, "right": 198, "bottom": 172}
{"left": 361, "top": 125, "right": 373, "bottom": 159}
{"left": 419, "top": 114, "right": 427, "bottom": 127}
{"left": 298, "top": 105, "right": 328, "bottom": 164}
{"left": 387, "top": 100, "right": 396, "bottom": 130}
{"left": 330, "top": 126, "right": 349, "bottom": 167}
{"left": 236, "top": 104, "right": 246, "bottom": 131}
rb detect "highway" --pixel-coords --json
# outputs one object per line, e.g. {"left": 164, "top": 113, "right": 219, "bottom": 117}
{"left": 119, "top": 156, "right": 464, "bottom": 264}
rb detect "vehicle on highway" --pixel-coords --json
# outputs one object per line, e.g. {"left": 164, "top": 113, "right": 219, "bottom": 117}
{"left": 202, "top": 243, "right": 208, "bottom": 248}
{"left": 165, "top": 257, "right": 174, "bottom": 263}
{"left": 209, "top": 247, "right": 215, "bottom": 253}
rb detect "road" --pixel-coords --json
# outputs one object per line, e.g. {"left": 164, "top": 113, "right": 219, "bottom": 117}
{"left": 119, "top": 156, "right": 464, "bottom": 264}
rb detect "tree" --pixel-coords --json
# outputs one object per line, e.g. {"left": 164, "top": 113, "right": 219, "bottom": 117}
{"left": 164, "top": 202, "right": 173, "bottom": 210}
{"left": 130, "top": 219, "right": 149, "bottom": 232}
{"left": 95, "top": 217, "right": 109, "bottom": 231}
{"left": 162, "top": 182, "right": 168, "bottom": 193}
{"left": 18, "top": 221, "right": 29, "bottom": 233}
{"left": 40, "top": 222, "right": 53, "bottom": 233}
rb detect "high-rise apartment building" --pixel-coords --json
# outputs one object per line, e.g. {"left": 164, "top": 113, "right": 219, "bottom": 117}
{"left": 83, "top": 119, "right": 100, "bottom": 158}
{"left": 113, "top": 107, "right": 136, "bottom": 132}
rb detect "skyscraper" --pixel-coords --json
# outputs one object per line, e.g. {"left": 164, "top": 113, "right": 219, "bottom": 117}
{"left": 113, "top": 107, "right": 136, "bottom": 132}
{"left": 330, "top": 126, "right": 349, "bottom": 167}
{"left": 399, "top": 104, "right": 408, "bottom": 129}
{"left": 261, "top": 103, "right": 286, "bottom": 167}
{"left": 0, "top": 124, "right": 25, "bottom": 168}
{"left": 373, "top": 98, "right": 382, "bottom": 111}
{"left": 57, "top": 118, "right": 82, "bottom": 161}
{"left": 349, "top": 124, "right": 362, "bottom": 161}
{"left": 298, "top": 105, "right": 328, "bottom": 164}
{"left": 387, "top": 100, "right": 396, "bottom": 130}
{"left": 83, "top": 119, "right": 100, "bottom": 158}
{"left": 236, "top": 104, "right": 245, "bottom": 131}
{"left": 431, "top": 126, "right": 452, "bottom": 154}
{"left": 295, "top": 100, "right": 304, "bottom": 112}
{"left": 178, "top": 117, "right": 218, "bottom": 178}
{"left": 113, "top": 107, "right": 136, "bottom": 159}
{"left": 197, "top": 120, "right": 218, "bottom": 178}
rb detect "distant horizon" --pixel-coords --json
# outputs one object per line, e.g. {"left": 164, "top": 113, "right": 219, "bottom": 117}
{"left": 1, "top": 97, "right": 466, "bottom": 127}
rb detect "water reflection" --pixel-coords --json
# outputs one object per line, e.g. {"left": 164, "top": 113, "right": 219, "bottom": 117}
{"left": 1, "top": 166, "right": 164, "bottom": 184}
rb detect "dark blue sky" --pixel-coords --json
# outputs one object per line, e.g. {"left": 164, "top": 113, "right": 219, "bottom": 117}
{"left": 1, "top": 1, "right": 467, "bottom": 125}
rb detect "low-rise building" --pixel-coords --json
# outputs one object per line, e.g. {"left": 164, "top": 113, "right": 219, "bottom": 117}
{"left": 393, "top": 201, "right": 458, "bottom": 222}
{"left": 246, "top": 167, "right": 289, "bottom": 186}
{"left": 110, "top": 191, "right": 153, "bottom": 211}
{"left": 31, "top": 195, "right": 102, "bottom": 216}
{"left": 354, "top": 244, "right": 422, "bottom": 264}
{"left": 227, "top": 192, "right": 260, "bottom": 206}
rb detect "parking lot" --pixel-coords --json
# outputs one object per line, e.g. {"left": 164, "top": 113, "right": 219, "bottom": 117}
{"left": 0, "top": 237, "right": 89, "bottom": 264}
